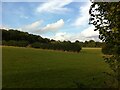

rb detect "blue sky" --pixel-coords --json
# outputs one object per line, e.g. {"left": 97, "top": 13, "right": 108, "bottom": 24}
{"left": 1, "top": 0, "right": 100, "bottom": 42}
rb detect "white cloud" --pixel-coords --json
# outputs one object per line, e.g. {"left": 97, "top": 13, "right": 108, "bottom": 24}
{"left": 73, "top": 1, "right": 92, "bottom": 27}
{"left": 75, "top": 26, "right": 100, "bottom": 42}
{"left": 0, "top": 25, "right": 10, "bottom": 30}
{"left": 52, "top": 32, "right": 71, "bottom": 41}
{"left": 50, "top": 26, "right": 100, "bottom": 42}
{"left": 37, "top": 19, "right": 64, "bottom": 33}
{"left": 36, "top": 0, "right": 72, "bottom": 14}
{"left": 3, "top": 19, "right": 64, "bottom": 34}
{"left": 21, "top": 20, "right": 43, "bottom": 32}
{"left": 81, "top": 26, "right": 99, "bottom": 37}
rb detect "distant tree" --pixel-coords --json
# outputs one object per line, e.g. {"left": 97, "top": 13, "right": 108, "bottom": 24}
{"left": 17, "top": 41, "right": 29, "bottom": 47}
{"left": 88, "top": 40, "right": 96, "bottom": 47}
{"left": 2, "top": 40, "right": 7, "bottom": 45}
{"left": 31, "top": 42, "right": 41, "bottom": 48}
{"left": 95, "top": 42, "right": 103, "bottom": 47}
{"left": 75, "top": 40, "right": 80, "bottom": 43}
{"left": 2, "top": 29, "right": 82, "bottom": 52}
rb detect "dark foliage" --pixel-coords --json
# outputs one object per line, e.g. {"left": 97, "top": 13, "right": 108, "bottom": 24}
{"left": 1, "top": 29, "right": 82, "bottom": 52}
{"left": 1, "top": 29, "right": 104, "bottom": 52}
{"left": 89, "top": 1, "right": 120, "bottom": 88}
{"left": 82, "top": 40, "right": 103, "bottom": 47}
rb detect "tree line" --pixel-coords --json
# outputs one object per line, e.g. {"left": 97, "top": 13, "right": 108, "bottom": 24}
{"left": 1, "top": 29, "right": 104, "bottom": 52}
{"left": 79, "top": 40, "right": 103, "bottom": 47}
{"left": 1, "top": 29, "right": 82, "bottom": 52}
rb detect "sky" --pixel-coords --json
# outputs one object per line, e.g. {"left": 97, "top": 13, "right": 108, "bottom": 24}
{"left": 1, "top": 0, "right": 100, "bottom": 42}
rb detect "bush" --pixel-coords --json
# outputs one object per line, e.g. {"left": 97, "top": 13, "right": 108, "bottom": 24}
{"left": 31, "top": 42, "right": 41, "bottom": 48}
{"left": 102, "top": 43, "right": 114, "bottom": 55}
{"left": 31, "top": 42, "right": 82, "bottom": 52}
{"left": 2, "top": 40, "right": 29, "bottom": 47}
{"left": 17, "top": 41, "right": 29, "bottom": 47}
{"left": 2, "top": 40, "right": 7, "bottom": 45}
{"left": 7, "top": 40, "right": 18, "bottom": 46}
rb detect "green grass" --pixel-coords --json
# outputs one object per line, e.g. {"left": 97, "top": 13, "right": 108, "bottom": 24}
{"left": 2, "top": 46, "right": 111, "bottom": 88}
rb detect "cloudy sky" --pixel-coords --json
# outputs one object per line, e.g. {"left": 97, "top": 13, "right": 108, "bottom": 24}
{"left": 1, "top": 0, "right": 100, "bottom": 42}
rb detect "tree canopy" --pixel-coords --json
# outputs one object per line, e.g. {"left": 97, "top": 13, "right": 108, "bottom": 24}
{"left": 89, "top": 1, "right": 120, "bottom": 88}
{"left": 1, "top": 29, "right": 104, "bottom": 52}
{"left": 1, "top": 29, "right": 82, "bottom": 53}
{"left": 89, "top": 2, "right": 120, "bottom": 54}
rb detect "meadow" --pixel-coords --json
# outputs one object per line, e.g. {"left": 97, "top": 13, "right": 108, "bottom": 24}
{"left": 2, "top": 46, "right": 111, "bottom": 88}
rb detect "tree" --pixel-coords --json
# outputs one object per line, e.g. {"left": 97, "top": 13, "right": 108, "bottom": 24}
{"left": 89, "top": 1, "right": 120, "bottom": 88}
{"left": 2, "top": 29, "right": 82, "bottom": 52}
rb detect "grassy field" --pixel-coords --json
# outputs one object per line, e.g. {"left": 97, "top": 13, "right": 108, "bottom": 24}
{"left": 2, "top": 46, "right": 111, "bottom": 88}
